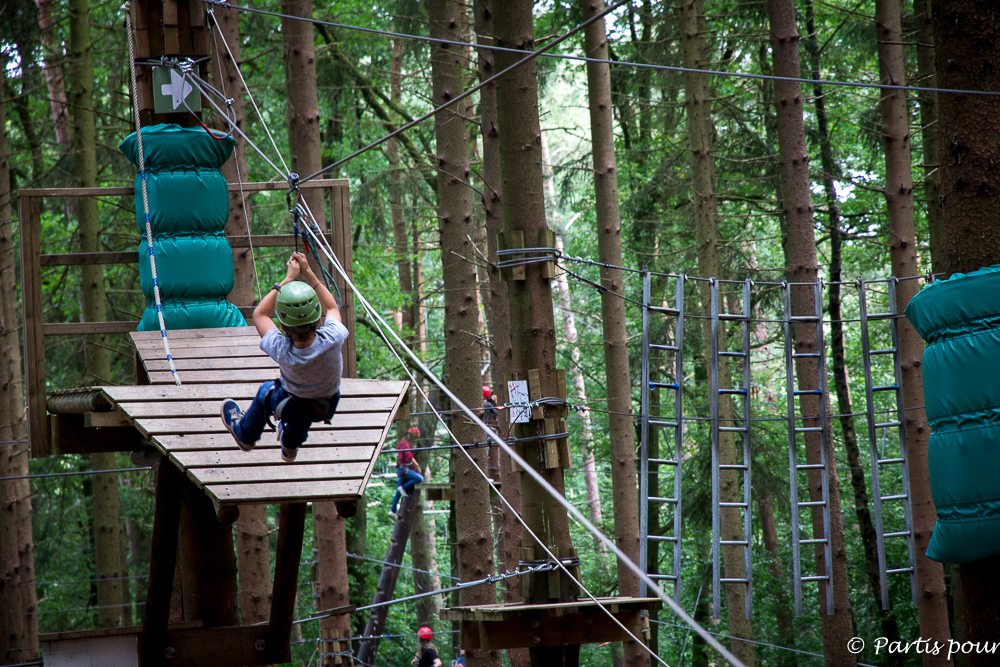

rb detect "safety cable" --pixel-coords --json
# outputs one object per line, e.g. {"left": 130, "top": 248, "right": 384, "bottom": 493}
{"left": 295, "top": 199, "right": 735, "bottom": 666}
{"left": 124, "top": 4, "right": 181, "bottom": 386}
{"left": 193, "top": 0, "right": 1000, "bottom": 100}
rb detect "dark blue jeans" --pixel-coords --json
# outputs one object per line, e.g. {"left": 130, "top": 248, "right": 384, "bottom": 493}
{"left": 234, "top": 380, "right": 340, "bottom": 450}
{"left": 391, "top": 467, "right": 424, "bottom": 513}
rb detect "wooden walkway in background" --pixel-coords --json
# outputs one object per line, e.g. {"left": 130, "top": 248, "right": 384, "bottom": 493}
{"left": 97, "top": 327, "right": 407, "bottom": 506}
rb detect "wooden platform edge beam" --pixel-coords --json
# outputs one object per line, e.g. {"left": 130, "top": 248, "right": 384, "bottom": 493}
{"left": 457, "top": 609, "right": 645, "bottom": 651}
{"left": 19, "top": 179, "right": 348, "bottom": 198}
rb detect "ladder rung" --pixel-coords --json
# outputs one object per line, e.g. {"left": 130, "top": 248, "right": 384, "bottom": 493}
{"left": 881, "top": 493, "right": 907, "bottom": 502}
{"left": 719, "top": 313, "right": 746, "bottom": 321}
{"left": 872, "top": 385, "right": 899, "bottom": 392}
{"left": 794, "top": 426, "right": 822, "bottom": 433}
{"left": 650, "top": 344, "right": 679, "bottom": 352}
{"left": 647, "top": 535, "right": 678, "bottom": 543}
{"left": 886, "top": 567, "right": 914, "bottom": 575}
{"left": 876, "top": 421, "right": 902, "bottom": 428}
{"left": 792, "top": 352, "right": 820, "bottom": 358}
{"left": 649, "top": 306, "right": 679, "bottom": 315}
{"left": 719, "top": 501, "right": 748, "bottom": 508}
{"left": 720, "top": 577, "right": 750, "bottom": 583}
{"left": 649, "top": 458, "right": 678, "bottom": 466}
{"left": 649, "top": 382, "right": 679, "bottom": 390}
{"left": 800, "top": 538, "right": 828, "bottom": 545}
{"left": 796, "top": 463, "right": 825, "bottom": 470}
{"left": 650, "top": 496, "right": 678, "bottom": 504}
{"left": 801, "top": 575, "right": 830, "bottom": 582}
{"left": 798, "top": 500, "right": 826, "bottom": 507}
{"left": 868, "top": 312, "right": 894, "bottom": 320}
{"left": 883, "top": 530, "right": 910, "bottom": 538}
{"left": 719, "top": 426, "right": 748, "bottom": 433}
{"left": 878, "top": 457, "right": 904, "bottom": 465}
{"left": 793, "top": 389, "right": 822, "bottom": 396}
{"left": 870, "top": 348, "right": 896, "bottom": 356}
{"left": 719, "top": 351, "right": 747, "bottom": 358}
{"left": 720, "top": 540, "right": 749, "bottom": 546}
{"left": 719, "top": 388, "right": 747, "bottom": 395}
{"left": 790, "top": 315, "right": 820, "bottom": 322}
{"left": 650, "top": 419, "right": 679, "bottom": 428}
{"left": 719, "top": 464, "right": 748, "bottom": 471}
{"left": 649, "top": 573, "right": 677, "bottom": 580}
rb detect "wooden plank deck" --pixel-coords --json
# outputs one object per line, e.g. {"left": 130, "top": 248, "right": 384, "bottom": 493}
{"left": 92, "top": 327, "right": 407, "bottom": 506}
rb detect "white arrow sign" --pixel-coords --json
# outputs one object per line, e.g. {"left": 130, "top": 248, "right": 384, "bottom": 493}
{"left": 160, "top": 69, "right": 193, "bottom": 110}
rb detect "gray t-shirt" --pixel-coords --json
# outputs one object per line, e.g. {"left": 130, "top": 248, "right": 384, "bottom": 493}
{"left": 260, "top": 318, "right": 349, "bottom": 399}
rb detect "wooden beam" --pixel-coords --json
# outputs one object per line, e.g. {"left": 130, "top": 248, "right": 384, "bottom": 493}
{"left": 458, "top": 609, "right": 644, "bottom": 651}
{"left": 50, "top": 414, "right": 145, "bottom": 454}
{"left": 266, "top": 502, "right": 307, "bottom": 662}
{"left": 19, "top": 196, "right": 49, "bottom": 457}
{"left": 141, "top": 456, "right": 184, "bottom": 667}
{"left": 18, "top": 179, "right": 347, "bottom": 198}
{"left": 159, "top": 624, "right": 279, "bottom": 667}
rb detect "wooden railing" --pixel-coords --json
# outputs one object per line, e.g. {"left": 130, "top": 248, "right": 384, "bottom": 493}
{"left": 19, "top": 179, "right": 355, "bottom": 457}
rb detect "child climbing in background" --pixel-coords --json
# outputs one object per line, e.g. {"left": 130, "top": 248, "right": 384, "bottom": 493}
{"left": 221, "top": 252, "right": 348, "bottom": 463}
{"left": 389, "top": 427, "right": 424, "bottom": 520}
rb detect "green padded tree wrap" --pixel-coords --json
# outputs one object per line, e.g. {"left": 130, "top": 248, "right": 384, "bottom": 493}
{"left": 905, "top": 265, "right": 1000, "bottom": 562}
{"left": 119, "top": 124, "right": 244, "bottom": 330}
{"left": 275, "top": 281, "right": 322, "bottom": 327}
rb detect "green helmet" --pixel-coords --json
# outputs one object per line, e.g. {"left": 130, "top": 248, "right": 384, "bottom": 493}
{"left": 275, "top": 281, "right": 322, "bottom": 327}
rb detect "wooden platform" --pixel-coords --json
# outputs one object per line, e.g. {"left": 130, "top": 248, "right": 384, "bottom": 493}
{"left": 440, "top": 597, "right": 661, "bottom": 650}
{"left": 91, "top": 327, "right": 407, "bottom": 506}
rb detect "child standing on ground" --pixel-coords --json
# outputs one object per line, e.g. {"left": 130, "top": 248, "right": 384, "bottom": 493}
{"left": 221, "top": 252, "right": 349, "bottom": 463}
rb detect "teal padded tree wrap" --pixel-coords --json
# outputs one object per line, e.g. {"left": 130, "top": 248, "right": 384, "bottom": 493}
{"left": 905, "top": 265, "right": 1000, "bottom": 562}
{"left": 119, "top": 124, "right": 244, "bottom": 330}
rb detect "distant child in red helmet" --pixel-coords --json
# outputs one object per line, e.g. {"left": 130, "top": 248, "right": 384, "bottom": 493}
{"left": 482, "top": 386, "right": 499, "bottom": 433}
{"left": 412, "top": 627, "right": 441, "bottom": 667}
{"left": 390, "top": 427, "right": 424, "bottom": 520}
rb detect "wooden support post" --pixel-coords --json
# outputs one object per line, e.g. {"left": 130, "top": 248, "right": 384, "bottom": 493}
{"left": 539, "top": 228, "right": 556, "bottom": 280}
{"left": 266, "top": 502, "right": 308, "bottom": 661}
{"left": 527, "top": 368, "right": 543, "bottom": 420}
{"left": 141, "top": 456, "right": 184, "bottom": 666}
{"left": 19, "top": 195, "right": 49, "bottom": 458}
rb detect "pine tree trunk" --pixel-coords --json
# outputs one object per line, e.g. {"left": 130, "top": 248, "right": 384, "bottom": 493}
{"left": 915, "top": 0, "right": 945, "bottom": 276}
{"left": 578, "top": 6, "right": 647, "bottom": 665}
{"left": 429, "top": 3, "right": 501, "bottom": 665}
{"left": 679, "top": 1, "right": 755, "bottom": 662}
{"left": 930, "top": 1, "right": 1000, "bottom": 661}
{"left": 758, "top": 493, "right": 794, "bottom": 667}
{"left": 803, "top": 0, "right": 904, "bottom": 657}
{"left": 283, "top": 0, "right": 323, "bottom": 225}
{"left": 493, "top": 2, "right": 579, "bottom": 664}
{"left": 36, "top": 0, "right": 72, "bottom": 148}
{"left": 875, "top": 1, "right": 951, "bottom": 660}
{"left": 1, "top": 65, "right": 39, "bottom": 664}
{"left": 69, "top": 0, "right": 126, "bottom": 628}
{"left": 766, "top": 0, "right": 855, "bottom": 663}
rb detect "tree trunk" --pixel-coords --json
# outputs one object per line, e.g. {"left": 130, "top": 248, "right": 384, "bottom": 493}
{"left": 36, "top": 0, "right": 72, "bottom": 148}
{"left": 766, "top": 0, "right": 855, "bottom": 663}
{"left": 494, "top": 2, "right": 579, "bottom": 664}
{"left": 679, "top": 1, "right": 755, "bottom": 663}
{"left": 1, "top": 64, "right": 39, "bottom": 666}
{"left": 758, "top": 493, "right": 794, "bottom": 667}
{"left": 914, "top": 0, "right": 945, "bottom": 276}
{"left": 429, "top": 2, "right": 501, "bottom": 665}
{"left": 930, "top": 1, "right": 1000, "bottom": 662}
{"left": 875, "top": 0, "right": 952, "bottom": 660}
{"left": 803, "top": 0, "right": 903, "bottom": 658}
{"left": 69, "top": 0, "right": 125, "bottom": 628}
{"left": 579, "top": 5, "right": 647, "bottom": 665}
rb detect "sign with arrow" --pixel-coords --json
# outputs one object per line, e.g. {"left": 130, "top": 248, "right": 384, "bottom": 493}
{"left": 151, "top": 66, "right": 201, "bottom": 114}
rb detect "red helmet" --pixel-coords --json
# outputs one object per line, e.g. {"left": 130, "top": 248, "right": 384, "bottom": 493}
{"left": 483, "top": 385, "right": 491, "bottom": 398}
{"left": 417, "top": 626, "right": 433, "bottom": 640}
{"left": 407, "top": 427, "right": 421, "bottom": 438}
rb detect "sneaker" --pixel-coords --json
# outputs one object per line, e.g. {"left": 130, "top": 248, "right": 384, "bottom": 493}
{"left": 221, "top": 400, "right": 253, "bottom": 452}
{"left": 400, "top": 486, "right": 411, "bottom": 498}
{"left": 389, "top": 511, "right": 398, "bottom": 521}
{"left": 277, "top": 424, "right": 298, "bottom": 462}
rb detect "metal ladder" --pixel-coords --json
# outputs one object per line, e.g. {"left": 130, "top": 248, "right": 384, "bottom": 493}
{"left": 858, "top": 278, "right": 917, "bottom": 609}
{"left": 783, "top": 281, "right": 834, "bottom": 617}
{"left": 710, "top": 278, "right": 753, "bottom": 620}
{"left": 639, "top": 272, "right": 685, "bottom": 600}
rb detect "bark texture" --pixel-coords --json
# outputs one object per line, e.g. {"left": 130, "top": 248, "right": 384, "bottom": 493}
{"left": 930, "top": 1, "right": 1000, "bottom": 662}
{"left": 429, "top": 3, "right": 501, "bottom": 665}
{"left": 494, "top": 1, "right": 578, "bottom": 664}
{"left": 36, "top": 0, "right": 72, "bottom": 148}
{"left": 758, "top": 493, "right": 794, "bottom": 667}
{"left": 914, "top": 0, "right": 945, "bottom": 276}
{"left": 679, "top": 1, "right": 754, "bottom": 662}
{"left": 766, "top": 0, "right": 855, "bottom": 663}
{"left": 875, "top": 0, "right": 951, "bottom": 660}
{"left": 283, "top": 0, "right": 324, "bottom": 222}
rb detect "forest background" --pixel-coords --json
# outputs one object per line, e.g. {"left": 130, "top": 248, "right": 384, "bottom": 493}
{"left": 0, "top": 0, "right": 969, "bottom": 666}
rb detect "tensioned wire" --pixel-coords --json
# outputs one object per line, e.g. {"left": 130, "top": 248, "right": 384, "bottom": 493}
{"left": 295, "top": 196, "right": 741, "bottom": 667}
{"left": 194, "top": 0, "right": 1000, "bottom": 101}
